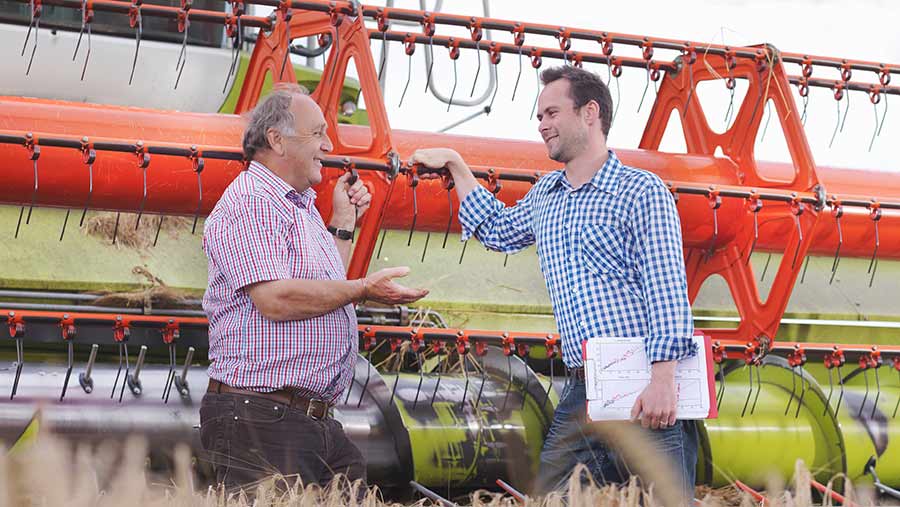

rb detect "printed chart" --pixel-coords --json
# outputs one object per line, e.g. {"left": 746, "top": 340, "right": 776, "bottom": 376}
{"left": 583, "top": 335, "right": 713, "bottom": 421}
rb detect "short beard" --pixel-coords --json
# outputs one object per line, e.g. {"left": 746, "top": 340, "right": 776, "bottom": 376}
{"left": 549, "top": 130, "right": 587, "bottom": 163}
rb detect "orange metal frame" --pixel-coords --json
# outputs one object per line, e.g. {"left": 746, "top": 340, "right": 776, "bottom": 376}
{"left": 2, "top": 1, "right": 900, "bottom": 352}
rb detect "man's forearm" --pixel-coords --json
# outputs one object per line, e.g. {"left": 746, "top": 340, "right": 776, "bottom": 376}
{"left": 333, "top": 236, "right": 351, "bottom": 270}
{"left": 447, "top": 157, "right": 479, "bottom": 203}
{"left": 252, "top": 278, "right": 364, "bottom": 321}
{"left": 330, "top": 214, "right": 356, "bottom": 270}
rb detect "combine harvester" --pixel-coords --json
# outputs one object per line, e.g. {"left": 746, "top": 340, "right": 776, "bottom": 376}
{"left": 1, "top": 0, "right": 899, "bottom": 501}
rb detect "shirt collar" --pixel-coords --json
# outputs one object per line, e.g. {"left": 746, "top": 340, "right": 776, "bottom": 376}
{"left": 247, "top": 160, "right": 316, "bottom": 208}
{"left": 589, "top": 150, "right": 623, "bottom": 195}
{"left": 550, "top": 150, "right": 622, "bottom": 195}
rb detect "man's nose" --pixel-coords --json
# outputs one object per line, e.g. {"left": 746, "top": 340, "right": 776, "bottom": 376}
{"left": 538, "top": 119, "right": 550, "bottom": 135}
{"left": 322, "top": 134, "right": 333, "bottom": 153}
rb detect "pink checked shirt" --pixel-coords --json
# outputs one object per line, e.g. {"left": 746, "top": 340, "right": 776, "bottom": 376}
{"left": 202, "top": 161, "right": 357, "bottom": 403}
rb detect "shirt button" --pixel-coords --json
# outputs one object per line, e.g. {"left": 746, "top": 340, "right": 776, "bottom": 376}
{"left": 579, "top": 321, "right": 587, "bottom": 328}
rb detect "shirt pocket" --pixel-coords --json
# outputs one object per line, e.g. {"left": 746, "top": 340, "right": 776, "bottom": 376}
{"left": 580, "top": 223, "right": 627, "bottom": 277}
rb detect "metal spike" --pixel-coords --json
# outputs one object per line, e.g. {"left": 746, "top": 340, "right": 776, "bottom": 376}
{"left": 356, "top": 355, "right": 372, "bottom": 408}
{"left": 23, "top": 11, "right": 40, "bottom": 76}
{"left": 424, "top": 36, "right": 434, "bottom": 93}
{"left": 399, "top": 51, "right": 413, "bottom": 107}
{"left": 163, "top": 343, "right": 176, "bottom": 402}
{"left": 420, "top": 232, "right": 430, "bottom": 262}
{"left": 830, "top": 212, "right": 843, "bottom": 285}
{"left": 376, "top": 229, "right": 388, "bottom": 259}
{"left": 112, "top": 212, "right": 121, "bottom": 245}
{"left": 760, "top": 253, "right": 772, "bottom": 281}
{"left": 470, "top": 40, "right": 481, "bottom": 97}
{"left": 512, "top": 46, "right": 524, "bottom": 101}
{"left": 740, "top": 364, "right": 754, "bottom": 418}
{"left": 377, "top": 31, "right": 388, "bottom": 79}
{"left": 784, "top": 366, "right": 797, "bottom": 415}
{"left": 407, "top": 180, "right": 418, "bottom": 246}
{"left": 129, "top": 8, "right": 142, "bottom": 86}
{"left": 829, "top": 95, "right": 842, "bottom": 148}
{"left": 870, "top": 365, "right": 881, "bottom": 419}
{"left": 868, "top": 218, "right": 880, "bottom": 288}
{"left": 153, "top": 216, "right": 164, "bottom": 247}
{"left": 59, "top": 210, "right": 71, "bottom": 241}
{"left": 458, "top": 238, "right": 468, "bottom": 264}
{"left": 637, "top": 62, "right": 651, "bottom": 113}
{"left": 278, "top": 8, "right": 293, "bottom": 80}
{"left": 794, "top": 366, "right": 807, "bottom": 418}
{"left": 750, "top": 363, "right": 762, "bottom": 415}
{"left": 174, "top": 12, "right": 190, "bottom": 89}
{"left": 839, "top": 87, "right": 851, "bottom": 133}
{"left": 716, "top": 362, "right": 726, "bottom": 411}
{"left": 447, "top": 58, "right": 457, "bottom": 112}
{"left": 858, "top": 369, "right": 870, "bottom": 418}
{"left": 442, "top": 189, "right": 453, "bottom": 248}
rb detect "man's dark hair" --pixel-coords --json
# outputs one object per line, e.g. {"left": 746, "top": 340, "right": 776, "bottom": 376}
{"left": 540, "top": 66, "right": 613, "bottom": 138}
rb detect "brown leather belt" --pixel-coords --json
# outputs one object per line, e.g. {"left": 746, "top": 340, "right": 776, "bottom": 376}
{"left": 567, "top": 367, "right": 586, "bottom": 381}
{"left": 207, "top": 379, "right": 331, "bottom": 420}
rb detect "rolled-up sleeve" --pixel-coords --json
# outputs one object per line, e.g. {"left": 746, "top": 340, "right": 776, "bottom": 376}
{"left": 631, "top": 181, "right": 696, "bottom": 363}
{"left": 458, "top": 185, "right": 536, "bottom": 253}
{"left": 203, "top": 196, "right": 291, "bottom": 293}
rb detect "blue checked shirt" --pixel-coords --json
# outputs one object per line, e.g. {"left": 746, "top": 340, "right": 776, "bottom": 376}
{"left": 458, "top": 150, "right": 695, "bottom": 367}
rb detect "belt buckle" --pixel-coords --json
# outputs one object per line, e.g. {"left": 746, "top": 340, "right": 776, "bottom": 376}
{"left": 306, "top": 399, "right": 328, "bottom": 420}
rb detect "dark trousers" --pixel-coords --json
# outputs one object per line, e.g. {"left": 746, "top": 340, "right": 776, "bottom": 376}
{"left": 199, "top": 392, "right": 366, "bottom": 491}
{"left": 535, "top": 378, "right": 698, "bottom": 499}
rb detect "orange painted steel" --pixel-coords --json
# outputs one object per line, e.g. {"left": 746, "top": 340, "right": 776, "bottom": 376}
{"left": 6, "top": 308, "right": 900, "bottom": 366}
{"left": 3, "top": 3, "right": 900, "bottom": 348}
{"left": 1, "top": 100, "right": 898, "bottom": 261}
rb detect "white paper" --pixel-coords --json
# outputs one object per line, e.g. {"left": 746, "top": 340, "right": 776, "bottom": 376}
{"left": 583, "top": 335, "right": 710, "bottom": 421}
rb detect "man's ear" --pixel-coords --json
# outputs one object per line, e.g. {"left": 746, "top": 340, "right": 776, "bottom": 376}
{"left": 265, "top": 129, "right": 284, "bottom": 157}
{"left": 582, "top": 99, "right": 601, "bottom": 125}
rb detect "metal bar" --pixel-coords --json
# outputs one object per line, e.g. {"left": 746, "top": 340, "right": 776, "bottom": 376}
{"left": 788, "top": 76, "right": 900, "bottom": 96}
{"left": 374, "top": 30, "right": 679, "bottom": 73}
{"left": 0, "top": 302, "right": 206, "bottom": 317}
{"left": 4, "top": 308, "right": 900, "bottom": 363}
{"left": 782, "top": 53, "right": 899, "bottom": 76}
{"left": 0, "top": 289, "right": 203, "bottom": 306}
{"left": 6, "top": 0, "right": 272, "bottom": 28}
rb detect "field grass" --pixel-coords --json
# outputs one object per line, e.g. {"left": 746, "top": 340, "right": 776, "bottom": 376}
{"left": 0, "top": 432, "right": 875, "bottom": 507}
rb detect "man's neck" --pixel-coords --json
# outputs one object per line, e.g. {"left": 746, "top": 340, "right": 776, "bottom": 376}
{"left": 564, "top": 145, "right": 609, "bottom": 188}
{"left": 254, "top": 155, "right": 308, "bottom": 193}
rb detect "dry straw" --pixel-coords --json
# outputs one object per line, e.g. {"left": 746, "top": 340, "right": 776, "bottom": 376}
{"left": 0, "top": 427, "right": 866, "bottom": 507}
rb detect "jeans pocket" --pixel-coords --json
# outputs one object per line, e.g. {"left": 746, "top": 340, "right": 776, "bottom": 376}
{"left": 233, "top": 396, "right": 288, "bottom": 425}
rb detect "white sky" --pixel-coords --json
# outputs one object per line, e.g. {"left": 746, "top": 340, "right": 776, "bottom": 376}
{"left": 347, "top": 0, "right": 900, "bottom": 173}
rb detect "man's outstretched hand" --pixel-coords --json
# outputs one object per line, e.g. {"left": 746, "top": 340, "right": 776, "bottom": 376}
{"left": 362, "top": 267, "right": 429, "bottom": 305}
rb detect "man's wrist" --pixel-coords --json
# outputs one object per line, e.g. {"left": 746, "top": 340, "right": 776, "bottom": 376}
{"left": 356, "top": 278, "right": 369, "bottom": 304}
{"left": 327, "top": 224, "right": 353, "bottom": 241}
{"left": 649, "top": 360, "right": 677, "bottom": 382}
{"left": 445, "top": 154, "right": 467, "bottom": 175}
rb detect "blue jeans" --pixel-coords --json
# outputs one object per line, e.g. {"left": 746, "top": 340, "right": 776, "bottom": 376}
{"left": 535, "top": 378, "right": 698, "bottom": 499}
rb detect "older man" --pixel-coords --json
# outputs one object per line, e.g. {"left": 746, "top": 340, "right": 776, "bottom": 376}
{"left": 200, "top": 85, "right": 428, "bottom": 490}
{"left": 410, "top": 66, "right": 698, "bottom": 499}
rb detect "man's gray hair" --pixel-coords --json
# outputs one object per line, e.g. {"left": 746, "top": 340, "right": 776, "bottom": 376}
{"left": 242, "top": 84, "right": 309, "bottom": 160}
